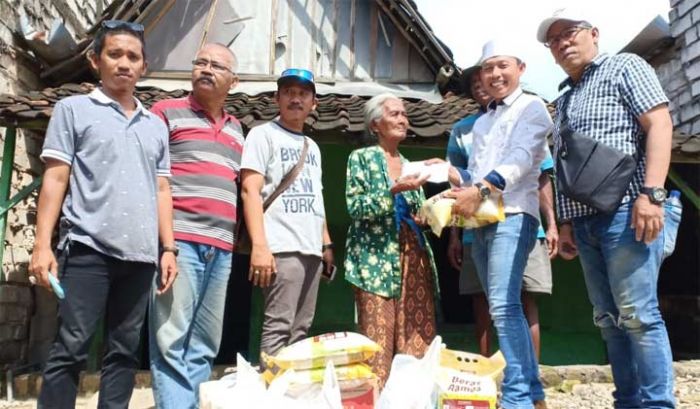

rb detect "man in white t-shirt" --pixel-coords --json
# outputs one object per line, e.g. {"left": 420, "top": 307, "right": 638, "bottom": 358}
{"left": 240, "top": 68, "right": 333, "bottom": 362}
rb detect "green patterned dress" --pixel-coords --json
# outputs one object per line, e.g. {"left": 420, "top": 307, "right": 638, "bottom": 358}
{"left": 343, "top": 145, "right": 437, "bottom": 298}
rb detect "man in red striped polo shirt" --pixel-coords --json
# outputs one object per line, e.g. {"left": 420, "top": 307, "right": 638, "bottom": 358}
{"left": 148, "top": 43, "right": 242, "bottom": 409}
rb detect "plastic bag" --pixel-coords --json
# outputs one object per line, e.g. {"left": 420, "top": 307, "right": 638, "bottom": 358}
{"left": 420, "top": 189, "right": 505, "bottom": 236}
{"left": 199, "top": 354, "right": 266, "bottom": 409}
{"left": 285, "top": 362, "right": 375, "bottom": 386}
{"left": 269, "top": 361, "right": 344, "bottom": 409}
{"left": 200, "top": 355, "right": 343, "bottom": 409}
{"left": 376, "top": 335, "right": 443, "bottom": 409}
{"left": 262, "top": 332, "right": 380, "bottom": 383}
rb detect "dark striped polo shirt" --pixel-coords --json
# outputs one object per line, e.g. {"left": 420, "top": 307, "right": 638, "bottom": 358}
{"left": 151, "top": 96, "right": 244, "bottom": 251}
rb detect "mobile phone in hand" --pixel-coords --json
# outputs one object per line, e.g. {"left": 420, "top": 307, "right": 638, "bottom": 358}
{"left": 321, "top": 261, "right": 337, "bottom": 281}
{"left": 48, "top": 273, "right": 65, "bottom": 299}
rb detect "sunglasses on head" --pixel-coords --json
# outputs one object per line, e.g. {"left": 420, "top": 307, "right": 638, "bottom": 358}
{"left": 101, "top": 20, "right": 145, "bottom": 33}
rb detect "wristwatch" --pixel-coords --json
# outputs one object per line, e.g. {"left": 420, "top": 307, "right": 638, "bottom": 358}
{"left": 322, "top": 242, "right": 334, "bottom": 251}
{"left": 161, "top": 245, "right": 179, "bottom": 257}
{"left": 640, "top": 187, "right": 667, "bottom": 205}
{"left": 474, "top": 182, "right": 491, "bottom": 200}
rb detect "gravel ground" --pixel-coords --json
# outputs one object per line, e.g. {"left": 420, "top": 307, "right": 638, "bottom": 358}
{"left": 1, "top": 369, "right": 699, "bottom": 408}
{"left": 545, "top": 374, "right": 700, "bottom": 409}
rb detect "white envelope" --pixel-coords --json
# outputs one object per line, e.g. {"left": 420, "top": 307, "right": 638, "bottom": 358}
{"left": 401, "top": 161, "right": 450, "bottom": 184}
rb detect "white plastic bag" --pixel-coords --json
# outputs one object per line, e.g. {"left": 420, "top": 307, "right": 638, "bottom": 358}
{"left": 200, "top": 355, "right": 343, "bottom": 409}
{"left": 269, "top": 360, "right": 343, "bottom": 409}
{"left": 376, "top": 335, "right": 443, "bottom": 409}
{"left": 199, "top": 354, "right": 267, "bottom": 409}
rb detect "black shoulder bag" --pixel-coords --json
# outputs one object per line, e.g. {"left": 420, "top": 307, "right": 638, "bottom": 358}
{"left": 555, "top": 95, "right": 638, "bottom": 213}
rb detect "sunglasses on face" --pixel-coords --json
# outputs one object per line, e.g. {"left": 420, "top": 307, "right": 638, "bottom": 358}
{"left": 101, "top": 20, "right": 145, "bottom": 34}
{"left": 280, "top": 68, "right": 314, "bottom": 82}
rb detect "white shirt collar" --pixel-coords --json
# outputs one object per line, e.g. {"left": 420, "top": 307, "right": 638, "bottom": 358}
{"left": 88, "top": 87, "right": 150, "bottom": 117}
{"left": 502, "top": 87, "right": 524, "bottom": 107}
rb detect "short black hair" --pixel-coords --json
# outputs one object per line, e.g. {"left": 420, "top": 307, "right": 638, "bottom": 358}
{"left": 92, "top": 26, "right": 146, "bottom": 60}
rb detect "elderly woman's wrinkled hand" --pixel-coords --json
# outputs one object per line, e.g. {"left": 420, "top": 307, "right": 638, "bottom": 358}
{"left": 391, "top": 173, "right": 429, "bottom": 194}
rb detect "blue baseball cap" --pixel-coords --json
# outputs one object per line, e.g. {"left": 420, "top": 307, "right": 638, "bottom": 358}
{"left": 277, "top": 68, "right": 316, "bottom": 93}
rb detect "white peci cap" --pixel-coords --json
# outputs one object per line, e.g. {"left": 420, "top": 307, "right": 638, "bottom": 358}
{"left": 478, "top": 39, "right": 525, "bottom": 65}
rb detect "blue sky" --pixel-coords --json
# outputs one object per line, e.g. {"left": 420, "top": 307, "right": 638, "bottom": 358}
{"left": 414, "top": 0, "right": 671, "bottom": 101}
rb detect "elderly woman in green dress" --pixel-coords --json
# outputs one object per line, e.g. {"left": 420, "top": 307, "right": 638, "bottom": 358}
{"left": 343, "top": 93, "right": 444, "bottom": 388}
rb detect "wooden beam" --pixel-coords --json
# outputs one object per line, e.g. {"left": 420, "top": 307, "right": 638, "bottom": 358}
{"left": 395, "top": 0, "right": 452, "bottom": 63}
{"left": 200, "top": 0, "right": 220, "bottom": 49}
{"left": 121, "top": 0, "right": 151, "bottom": 23}
{"left": 373, "top": 0, "right": 436, "bottom": 74}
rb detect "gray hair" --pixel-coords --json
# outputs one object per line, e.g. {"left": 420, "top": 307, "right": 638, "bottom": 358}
{"left": 364, "top": 93, "right": 402, "bottom": 136}
{"left": 199, "top": 42, "right": 239, "bottom": 73}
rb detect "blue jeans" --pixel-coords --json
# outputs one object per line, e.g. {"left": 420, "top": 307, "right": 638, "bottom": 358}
{"left": 472, "top": 213, "right": 543, "bottom": 409}
{"left": 150, "top": 241, "right": 233, "bottom": 409}
{"left": 573, "top": 200, "right": 682, "bottom": 409}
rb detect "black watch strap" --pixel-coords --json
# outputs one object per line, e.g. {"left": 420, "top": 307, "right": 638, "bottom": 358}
{"left": 474, "top": 182, "right": 491, "bottom": 200}
{"left": 640, "top": 187, "right": 667, "bottom": 205}
{"left": 162, "top": 245, "right": 179, "bottom": 257}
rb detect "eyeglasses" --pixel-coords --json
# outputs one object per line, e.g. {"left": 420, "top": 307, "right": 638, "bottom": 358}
{"left": 101, "top": 20, "right": 145, "bottom": 33}
{"left": 544, "top": 25, "right": 591, "bottom": 48}
{"left": 192, "top": 59, "right": 235, "bottom": 74}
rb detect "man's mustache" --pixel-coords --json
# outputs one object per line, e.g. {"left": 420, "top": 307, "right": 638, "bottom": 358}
{"left": 286, "top": 104, "right": 303, "bottom": 110}
{"left": 196, "top": 76, "right": 214, "bottom": 85}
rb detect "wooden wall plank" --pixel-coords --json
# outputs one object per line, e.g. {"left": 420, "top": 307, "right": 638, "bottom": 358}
{"left": 144, "top": 0, "right": 210, "bottom": 72}
{"left": 273, "top": 0, "right": 291, "bottom": 75}
{"left": 409, "top": 45, "right": 433, "bottom": 82}
{"left": 352, "top": 0, "right": 372, "bottom": 80}
{"left": 335, "top": 0, "right": 353, "bottom": 79}
{"left": 374, "top": 11, "right": 394, "bottom": 79}
{"left": 390, "top": 22, "right": 410, "bottom": 81}
{"left": 210, "top": 1, "right": 271, "bottom": 75}
{"left": 314, "top": 0, "right": 336, "bottom": 79}
{"left": 289, "top": 0, "right": 315, "bottom": 70}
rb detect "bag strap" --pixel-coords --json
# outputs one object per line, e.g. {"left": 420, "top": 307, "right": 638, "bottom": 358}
{"left": 558, "top": 91, "right": 639, "bottom": 160}
{"left": 559, "top": 93, "right": 572, "bottom": 128}
{"left": 262, "top": 136, "right": 309, "bottom": 212}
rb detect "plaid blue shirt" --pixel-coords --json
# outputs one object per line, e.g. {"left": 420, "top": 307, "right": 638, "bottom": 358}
{"left": 553, "top": 53, "right": 669, "bottom": 220}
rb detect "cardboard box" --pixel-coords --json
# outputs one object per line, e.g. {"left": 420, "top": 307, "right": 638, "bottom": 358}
{"left": 340, "top": 378, "right": 378, "bottom": 409}
{"left": 438, "top": 397, "right": 493, "bottom": 409}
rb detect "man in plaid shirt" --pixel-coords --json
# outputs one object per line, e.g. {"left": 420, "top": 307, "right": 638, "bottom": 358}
{"left": 538, "top": 8, "right": 681, "bottom": 408}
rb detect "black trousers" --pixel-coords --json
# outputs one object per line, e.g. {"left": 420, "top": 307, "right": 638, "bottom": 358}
{"left": 38, "top": 242, "right": 155, "bottom": 409}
